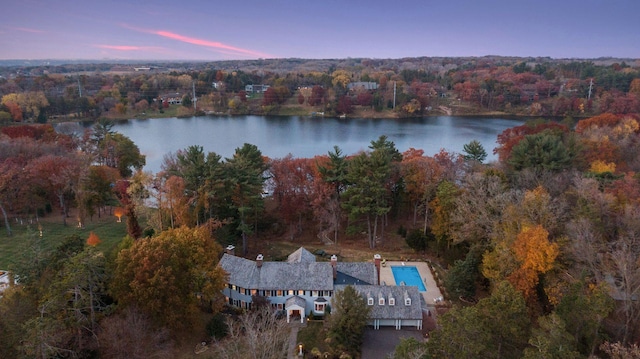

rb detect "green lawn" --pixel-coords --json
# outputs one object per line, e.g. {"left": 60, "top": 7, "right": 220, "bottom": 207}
{"left": 0, "top": 215, "right": 128, "bottom": 269}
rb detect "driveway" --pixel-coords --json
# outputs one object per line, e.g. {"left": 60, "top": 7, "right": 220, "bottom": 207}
{"left": 361, "top": 327, "right": 424, "bottom": 359}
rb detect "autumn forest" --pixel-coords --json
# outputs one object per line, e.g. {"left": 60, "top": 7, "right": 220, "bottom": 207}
{"left": 1, "top": 57, "right": 640, "bottom": 358}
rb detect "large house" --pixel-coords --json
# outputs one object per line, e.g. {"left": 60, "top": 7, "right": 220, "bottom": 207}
{"left": 218, "top": 246, "right": 423, "bottom": 330}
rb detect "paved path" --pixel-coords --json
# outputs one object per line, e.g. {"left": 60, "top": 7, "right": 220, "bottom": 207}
{"left": 287, "top": 323, "right": 301, "bottom": 359}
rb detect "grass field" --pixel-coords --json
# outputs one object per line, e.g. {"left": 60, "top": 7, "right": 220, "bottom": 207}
{"left": 0, "top": 213, "right": 128, "bottom": 269}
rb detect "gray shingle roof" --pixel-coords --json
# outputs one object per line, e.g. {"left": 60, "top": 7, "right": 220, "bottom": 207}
{"left": 336, "top": 262, "right": 377, "bottom": 285}
{"left": 335, "top": 285, "right": 423, "bottom": 321}
{"left": 287, "top": 247, "right": 316, "bottom": 263}
{"left": 285, "top": 295, "right": 307, "bottom": 309}
{"left": 219, "top": 253, "right": 333, "bottom": 291}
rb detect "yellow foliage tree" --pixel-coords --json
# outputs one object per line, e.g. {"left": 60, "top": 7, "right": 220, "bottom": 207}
{"left": 589, "top": 160, "right": 616, "bottom": 174}
{"left": 402, "top": 99, "right": 422, "bottom": 115}
{"left": 331, "top": 70, "right": 351, "bottom": 89}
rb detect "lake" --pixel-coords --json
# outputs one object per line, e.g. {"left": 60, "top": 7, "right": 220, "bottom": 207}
{"left": 67, "top": 115, "right": 524, "bottom": 174}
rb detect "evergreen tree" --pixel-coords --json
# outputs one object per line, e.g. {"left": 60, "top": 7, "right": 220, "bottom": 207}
{"left": 327, "top": 286, "right": 371, "bottom": 357}
{"left": 462, "top": 139, "right": 488, "bottom": 163}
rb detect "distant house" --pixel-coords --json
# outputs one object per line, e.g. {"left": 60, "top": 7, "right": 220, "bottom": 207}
{"left": 159, "top": 93, "right": 182, "bottom": 105}
{"left": 245, "top": 84, "right": 270, "bottom": 93}
{"left": 348, "top": 82, "right": 379, "bottom": 91}
{"left": 218, "top": 246, "right": 423, "bottom": 329}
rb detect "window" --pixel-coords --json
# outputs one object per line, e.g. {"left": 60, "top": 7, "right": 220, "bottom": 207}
{"left": 231, "top": 285, "right": 236, "bottom": 291}
{"left": 379, "top": 298, "right": 385, "bottom": 305}
{"left": 277, "top": 303, "right": 283, "bottom": 310}
{"left": 289, "top": 290, "right": 294, "bottom": 295}
{"left": 251, "top": 289, "right": 257, "bottom": 296}
{"left": 312, "top": 290, "right": 319, "bottom": 297}
{"left": 315, "top": 303, "right": 326, "bottom": 312}
{"left": 368, "top": 298, "right": 374, "bottom": 306}
{"left": 405, "top": 298, "right": 411, "bottom": 306}
{"left": 389, "top": 298, "right": 395, "bottom": 306}
{"left": 277, "top": 290, "right": 283, "bottom": 297}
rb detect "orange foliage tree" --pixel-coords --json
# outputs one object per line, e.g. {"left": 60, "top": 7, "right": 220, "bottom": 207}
{"left": 114, "top": 207, "right": 124, "bottom": 222}
{"left": 400, "top": 148, "right": 443, "bottom": 229}
{"left": 508, "top": 224, "right": 559, "bottom": 300}
{"left": 87, "top": 231, "right": 101, "bottom": 246}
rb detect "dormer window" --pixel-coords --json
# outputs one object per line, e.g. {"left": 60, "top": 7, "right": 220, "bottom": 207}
{"left": 368, "top": 297, "right": 374, "bottom": 306}
{"left": 389, "top": 297, "right": 395, "bottom": 306}
{"left": 379, "top": 297, "right": 385, "bottom": 305}
{"left": 405, "top": 298, "right": 411, "bottom": 306}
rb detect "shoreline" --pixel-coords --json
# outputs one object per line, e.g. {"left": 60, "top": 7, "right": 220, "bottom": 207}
{"left": 42, "top": 110, "right": 571, "bottom": 126}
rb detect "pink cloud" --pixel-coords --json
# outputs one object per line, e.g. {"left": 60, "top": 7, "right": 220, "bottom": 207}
{"left": 122, "top": 24, "right": 272, "bottom": 58}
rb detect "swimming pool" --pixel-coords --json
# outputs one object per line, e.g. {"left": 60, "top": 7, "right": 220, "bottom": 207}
{"left": 391, "top": 266, "right": 427, "bottom": 292}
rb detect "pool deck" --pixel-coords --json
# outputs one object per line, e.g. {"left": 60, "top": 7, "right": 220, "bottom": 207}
{"left": 379, "top": 261, "right": 442, "bottom": 310}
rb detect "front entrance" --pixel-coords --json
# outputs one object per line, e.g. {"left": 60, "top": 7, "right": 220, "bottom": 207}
{"left": 291, "top": 309, "right": 301, "bottom": 321}
{"left": 285, "top": 295, "right": 306, "bottom": 323}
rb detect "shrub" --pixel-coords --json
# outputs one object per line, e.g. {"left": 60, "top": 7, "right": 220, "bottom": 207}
{"left": 206, "top": 313, "right": 228, "bottom": 339}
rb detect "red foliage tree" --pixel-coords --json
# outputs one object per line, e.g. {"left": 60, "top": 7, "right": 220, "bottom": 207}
{"left": 336, "top": 95, "right": 353, "bottom": 115}
{"left": 356, "top": 92, "right": 373, "bottom": 107}
{"left": 308, "top": 85, "right": 325, "bottom": 106}
{"left": 26, "top": 154, "right": 82, "bottom": 225}
{"left": 4, "top": 102, "right": 22, "bottom": 122}
{"left": 268, "top": 156, "right": 319, "bottom": 240}
{"left": 262, "top": 87, "right": 278, "bottom": 106}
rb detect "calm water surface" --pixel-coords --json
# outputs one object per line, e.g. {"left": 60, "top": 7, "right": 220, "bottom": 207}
{"left": 72, "top": 115, "right": 524, "bottom": 173}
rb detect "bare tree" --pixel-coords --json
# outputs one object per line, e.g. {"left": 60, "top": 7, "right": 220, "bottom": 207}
{"left": 97, "top": 307, "right": 174, "bottom": 359}
{"left": 211, "top": 307, "right": 291, "bottom": 359}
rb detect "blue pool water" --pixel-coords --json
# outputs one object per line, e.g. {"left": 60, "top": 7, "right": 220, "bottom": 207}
{"left": 391, "top": 266, "right": 427, "bottom": 292}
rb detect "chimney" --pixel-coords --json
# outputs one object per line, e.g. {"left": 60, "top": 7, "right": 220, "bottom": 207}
{"left": 330, "top": 255, "right": 338, "bottom": 279}
{"left": 374, "top": 254, "right": 381, "bottom": 285}
{"left": 256, "top": 254, "right": 264, "bottom": 268}
{"left": 225, "top": 245, "right": 235, "bottom": 256}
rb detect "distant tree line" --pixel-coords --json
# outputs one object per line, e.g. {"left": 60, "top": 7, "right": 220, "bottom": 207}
{"left": 1, "top": 57, "right": 639, "bottom": 123}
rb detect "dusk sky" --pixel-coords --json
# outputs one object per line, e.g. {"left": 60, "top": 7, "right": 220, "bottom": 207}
{"left": 2, "top": 0, "right": 639, "bottom": 61}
